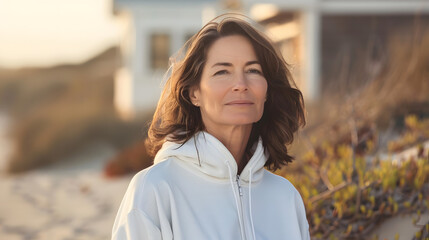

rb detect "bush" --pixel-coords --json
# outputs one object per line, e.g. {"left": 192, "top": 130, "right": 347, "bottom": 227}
{"left": 280, "top": 115, "right": 429, "bottom": 239}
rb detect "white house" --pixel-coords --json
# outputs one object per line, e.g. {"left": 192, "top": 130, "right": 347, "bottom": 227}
{"left": 112, "top": 0, "right": 429, "bottom": 119}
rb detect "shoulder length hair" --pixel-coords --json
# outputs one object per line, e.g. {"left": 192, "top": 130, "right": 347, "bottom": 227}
{"left": 146, "top": 15, "right": 306, "bottom": 171}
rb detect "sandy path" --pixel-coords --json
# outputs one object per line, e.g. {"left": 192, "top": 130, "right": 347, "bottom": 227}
{"left": 370, "top": 213, "right": 429, "bottom": 240}
{"left": 0, "top": 133, "right": 132, "bottom": 240}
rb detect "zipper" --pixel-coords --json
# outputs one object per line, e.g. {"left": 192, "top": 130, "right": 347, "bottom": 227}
{"left": 236, "top": 175, "right": 243, "bottom": 196}
{"left": 236, "top": 175, "right": 246, "bottom": 240}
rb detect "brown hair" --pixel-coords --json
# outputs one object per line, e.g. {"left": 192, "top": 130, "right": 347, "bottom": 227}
{"left": 146, "top": 15, "right": 306, "bottom": 170}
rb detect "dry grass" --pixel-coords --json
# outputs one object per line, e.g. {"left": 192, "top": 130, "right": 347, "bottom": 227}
{"left": 0, "top": 47, "right": 152, "bottom": 173}
{"left": 291, "top": 29, "right": 429, "bottom": 159}
{"left": 281, "top": 29, "right": 429, "bottom": 239}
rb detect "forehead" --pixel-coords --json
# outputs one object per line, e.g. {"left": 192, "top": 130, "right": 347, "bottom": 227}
{"left": 206, "top": 35, "right": 258, "bottom": 64}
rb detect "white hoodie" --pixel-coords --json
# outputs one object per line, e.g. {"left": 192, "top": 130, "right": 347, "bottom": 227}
{"left": 112, "top": 131, "right": 310, "bottom": 240}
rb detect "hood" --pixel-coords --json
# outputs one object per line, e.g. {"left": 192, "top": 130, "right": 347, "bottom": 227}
{"left": 153, "top": 131, "right": 268, "bottom": 183}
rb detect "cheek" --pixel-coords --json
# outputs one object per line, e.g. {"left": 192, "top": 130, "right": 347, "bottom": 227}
{"left": 200, "top": 81, "right": 228, "bottom": 103}
{"left": 253, "top": 78, "right": 268, "bottom": 99}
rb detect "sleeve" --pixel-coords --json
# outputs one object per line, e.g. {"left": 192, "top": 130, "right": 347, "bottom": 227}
{"left": 112, "top": 208, "right": 162, "bottom": 240}
{"left": 111, "top": 169, "right": 170, "bottom": 240}
{"left": 294, "top": 189, "right": 311, "bottom": 240}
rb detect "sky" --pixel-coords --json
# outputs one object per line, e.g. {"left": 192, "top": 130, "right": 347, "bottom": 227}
{"left": 0, "top": 0, "right": 120, "bottom": 68}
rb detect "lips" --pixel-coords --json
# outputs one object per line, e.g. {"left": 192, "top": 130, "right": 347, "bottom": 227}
{"left": 225, "top": 100, "right": 254, "bottom": 105}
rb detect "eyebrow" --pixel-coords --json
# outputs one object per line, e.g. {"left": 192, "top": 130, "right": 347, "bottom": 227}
{"left": 211, "top": 60, "right": 260, "bottom": 68}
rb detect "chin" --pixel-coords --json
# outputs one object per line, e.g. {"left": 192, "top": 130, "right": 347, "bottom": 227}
{"left": 224, "top": 115, "right": 261, "bottom": 125}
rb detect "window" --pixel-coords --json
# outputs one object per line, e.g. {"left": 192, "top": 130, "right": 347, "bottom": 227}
{"left": 150, "top": 33, "right": 170, "bottom": 70}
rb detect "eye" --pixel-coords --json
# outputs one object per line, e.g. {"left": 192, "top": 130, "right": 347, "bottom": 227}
{"left": 214, "top": 70, "right": 228, "bottom": 76}
{"left": 247, "top": 68, "right": 262, "bottom": 75}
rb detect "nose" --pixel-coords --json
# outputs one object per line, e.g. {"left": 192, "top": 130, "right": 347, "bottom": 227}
{"left": 232, "top": 72, "right": 248, "bottom": 92}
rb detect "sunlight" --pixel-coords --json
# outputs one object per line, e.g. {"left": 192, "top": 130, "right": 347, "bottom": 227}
{"left": 0, "top": 0, "right": 120, "bottom": 68}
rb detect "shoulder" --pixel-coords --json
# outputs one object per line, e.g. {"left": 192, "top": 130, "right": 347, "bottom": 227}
{"left": 263, "top": 170, "right": 299, "bottom": 193}
{"left": 123, "top": 159, "right": 179, "bottom": 206}
{"left": 113, "top": 161, "right": 178, "bottom": 236}
{"left": 130, "top": 159, "right": 177, "bottom": 189}
{"left": 261, "top": 170, "right": 306, "bottom": 203}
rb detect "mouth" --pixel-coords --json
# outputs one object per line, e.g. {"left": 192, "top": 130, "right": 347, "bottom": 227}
{"left": 225, "top": 100, "right": 254, "bottom": 105}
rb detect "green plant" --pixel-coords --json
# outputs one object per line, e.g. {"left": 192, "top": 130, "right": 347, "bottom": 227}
{"left": 280, "top": 115, "right": 429, "bottom": 239}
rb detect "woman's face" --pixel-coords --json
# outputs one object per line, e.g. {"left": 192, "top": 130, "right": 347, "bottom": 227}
{"left": 190, "top": 35, "right": 268, "bottom": 131}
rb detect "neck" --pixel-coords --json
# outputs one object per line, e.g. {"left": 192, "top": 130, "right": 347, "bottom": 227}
{"left": 205, "top": 124, "right": 252, "bottom": 174}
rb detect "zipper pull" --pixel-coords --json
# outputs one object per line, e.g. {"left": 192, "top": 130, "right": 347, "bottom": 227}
{"left": 236, "top": 175, "right": 243, "bottom": 196}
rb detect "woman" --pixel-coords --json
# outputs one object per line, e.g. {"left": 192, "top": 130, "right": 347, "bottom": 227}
{"left": 112, "top": 15, "right": 309, "bottom": 240}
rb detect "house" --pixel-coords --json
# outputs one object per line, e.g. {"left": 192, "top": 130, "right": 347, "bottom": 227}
{"left": 112, "top": 0, "right": 429, "bottom": 119}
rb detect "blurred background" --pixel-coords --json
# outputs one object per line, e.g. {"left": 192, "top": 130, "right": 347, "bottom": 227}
{"left": 0, "top": 0, "right": 428, "bottom": 239}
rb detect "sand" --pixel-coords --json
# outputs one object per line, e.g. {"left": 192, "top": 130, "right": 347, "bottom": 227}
{"left": 0, "top": 111, "right": 132, "bottom": 240}
{"left": 370, "top": 213, "right": 429, "bottom": 240}
{"left": 0, "top": 143, "right": 133, "bottom": 240}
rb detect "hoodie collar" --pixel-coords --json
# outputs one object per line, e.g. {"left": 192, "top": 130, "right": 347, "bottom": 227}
{"left": 154, "top": 131, "right": 268, "bottom": 183}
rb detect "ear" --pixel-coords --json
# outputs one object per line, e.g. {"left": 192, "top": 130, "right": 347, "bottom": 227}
{"left": 189, "top": 86, "right": 200, "bottom": 107}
